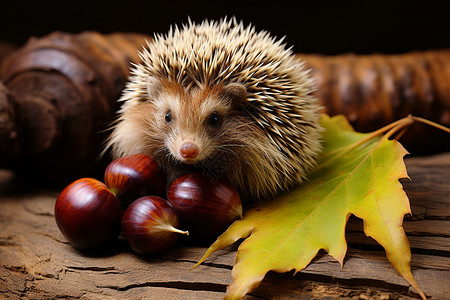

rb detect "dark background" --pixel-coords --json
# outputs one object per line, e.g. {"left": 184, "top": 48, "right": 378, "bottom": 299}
{"left": 1, "top": 0, "right": 449, "bottom": 55}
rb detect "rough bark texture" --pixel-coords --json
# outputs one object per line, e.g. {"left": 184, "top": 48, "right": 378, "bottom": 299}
{"left": 0, "top": 31, "right": 150, "bottom": 186}
{"left": 0, "top": 153, "right": 449, "bottom": 299}
{"left": 298, "top": 50, "right": 450, "bottom": 154}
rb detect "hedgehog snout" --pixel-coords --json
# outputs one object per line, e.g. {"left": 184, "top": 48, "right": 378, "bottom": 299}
{"left": 180, "top": 142, "right": 199, "bottom": 160}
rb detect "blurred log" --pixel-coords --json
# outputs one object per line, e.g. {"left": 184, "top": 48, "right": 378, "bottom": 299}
{"left": 298, "top": 50, "right": 450, "bottom": 154}
{"left": 0, "top": 82, "right": 19, "bottom": 167}
{"left": 0, "top": 41, "right": 19, "bottom": 163}
{"left": 0, "top": 31, "right": 150, "bottom": 186}
{"left": 1, "top": 32, "right": 449, "bottom": 187}
{"left": 0, "top": 39, "right": 17, "bottom": 65}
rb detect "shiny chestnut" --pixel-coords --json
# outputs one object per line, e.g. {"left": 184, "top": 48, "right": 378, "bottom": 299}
{"left": 122, "top": 196, "right": 188, "bottom": 255}
{"left": 54, "top": 178, "right": 123, "bottom": 250}
{"left": 167, "top": 173, "right": 243, "bottom": 239}
{"left": 104, "top": 154, "right": 167, "bottom": 205}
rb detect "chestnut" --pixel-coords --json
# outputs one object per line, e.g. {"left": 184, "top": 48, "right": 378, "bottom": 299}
{"left": 104, "top": 154, "right": 167, "bottom": 205}
{"left": 121, "top": 196, "right": 188, "bottom": 255}
{"left": 167, "top": 173, "right": 243, "bottom": 239}
{"left": 54, "top": 178, "right": 123, "bottom": 250}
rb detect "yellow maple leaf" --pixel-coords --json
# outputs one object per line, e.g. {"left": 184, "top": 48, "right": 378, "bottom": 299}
{"left": 195, "top": 114, "right": 426, "bottom": 300}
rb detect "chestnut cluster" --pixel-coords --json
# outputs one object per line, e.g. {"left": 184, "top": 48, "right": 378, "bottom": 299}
{"left": 54, "top": 154, "right": 243, "bottom": 255}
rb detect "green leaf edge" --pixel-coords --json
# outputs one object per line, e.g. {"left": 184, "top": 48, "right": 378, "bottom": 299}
{"left": 193, "top": 114, "right": 426, "bottom": 300}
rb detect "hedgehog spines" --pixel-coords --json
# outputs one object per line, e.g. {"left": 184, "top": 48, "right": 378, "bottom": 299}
{"left": 111, "top": 18, "right": 323, "bottom": 200}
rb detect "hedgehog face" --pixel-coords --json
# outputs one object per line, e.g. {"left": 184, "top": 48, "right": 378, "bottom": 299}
{"left": 160, "top": 86, "right": 227, "bottom": 164}
{"left": 149, "top": 78, "right": 247, "bottom": 166}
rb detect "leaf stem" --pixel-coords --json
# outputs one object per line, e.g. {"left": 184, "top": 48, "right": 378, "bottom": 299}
{"left": 382, "top": 115, "right": 415, "bottom": 140}
{"left": 392, "top": 126, "right": 409, "bottom": 141}
{"left": 318, "top": 114, "right": 450, "bottom": 170}
{"left": 383, "top": 115, "right": 450, "bottom": 142}
{"left": 319, "top": 116, "right": 413, "bottom": 164}
{"left": 413, "top": 116, "right": 450, "bottom": 134}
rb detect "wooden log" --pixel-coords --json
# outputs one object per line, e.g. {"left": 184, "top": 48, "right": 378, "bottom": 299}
{"left": 298, "top": 50, "right": 450, "bottom": 154}
{"left": 0, "top": 82, "right": 19, "bottom": 167}
{"left": 0, "top": 39, "right": 17, "bottom": 65}
{"left": 0, "top": 41, "right": 19, "bottom": 168}
{"left": 2, "top": 37, "right": 450, "bottom": 189}
{"left": 0, "top": 31, "right": 150, "bottom": 186}
{"left": 1, "top": 152, "right": 449, "bottom": 299}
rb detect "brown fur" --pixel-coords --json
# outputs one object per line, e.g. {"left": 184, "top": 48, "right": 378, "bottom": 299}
{"left": 109, "top": 78, "right": 278, "bottom": 199}
{"left": 106, "top": 19, "right": 323, "bottom": 201}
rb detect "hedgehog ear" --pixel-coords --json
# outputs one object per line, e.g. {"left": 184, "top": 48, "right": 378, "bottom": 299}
{"left": 146, "top": 76, "right": 162, "bottom": 100}
{"left": 222, "top": 82, "right": 247, "bottom": 107}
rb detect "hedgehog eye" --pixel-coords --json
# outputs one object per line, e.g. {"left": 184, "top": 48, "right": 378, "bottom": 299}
{"left": 165, "top": 110, "right": 173, "bottom": 123}
{"left": 207, "top": 111, "right": 221, "bottom": 127}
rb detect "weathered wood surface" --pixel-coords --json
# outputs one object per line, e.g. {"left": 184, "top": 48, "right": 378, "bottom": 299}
{"left": 0, "top": 152, "right": 449, "bottom": 300}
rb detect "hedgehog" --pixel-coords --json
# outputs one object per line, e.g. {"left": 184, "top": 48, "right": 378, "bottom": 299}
{"left": 106, "top": 18, "right": 323, "bottom": 201}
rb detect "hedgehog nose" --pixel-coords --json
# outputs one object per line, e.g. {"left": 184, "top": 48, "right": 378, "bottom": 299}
{"left": 180, "top": 142, "right": 199, "bottom": 159}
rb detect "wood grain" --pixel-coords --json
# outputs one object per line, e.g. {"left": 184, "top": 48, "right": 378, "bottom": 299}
{"left": 1, "top": 153, "right": 449, "bottom": 299}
